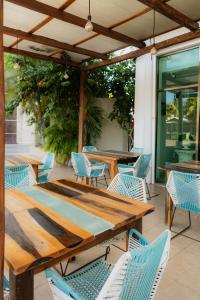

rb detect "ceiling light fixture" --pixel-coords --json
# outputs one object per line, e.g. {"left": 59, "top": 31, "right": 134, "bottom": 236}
{"left": 150, "top": 9, "right": 157, "bottom": 55}
{"left": 14, "top": 37, "right": 20, "bottom": 70}
{"left": 63, "top": 60, "right": 69, "bottom": 80}
{"left": 85, "top": 0, "right": 93, "bottom": 32}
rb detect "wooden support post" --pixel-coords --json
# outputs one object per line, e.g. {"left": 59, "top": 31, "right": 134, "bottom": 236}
{"left": 78, "top": 70, "right": 87, "bottom": 152}
{"left": 9, "top": 269, "right": 34, "bottom": 300}
{"left": 0, "top": 0, "right": 5, "bottom": 299}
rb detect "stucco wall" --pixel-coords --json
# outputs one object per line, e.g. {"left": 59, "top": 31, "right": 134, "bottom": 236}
{"left": 95, "top": 98, "right": 128, "bottom": 151}
{"left": 17, "top": 106, "right": 36, "bottom": 145}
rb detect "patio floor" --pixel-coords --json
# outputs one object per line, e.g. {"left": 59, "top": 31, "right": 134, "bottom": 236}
{"left": 19, "top": 152, "right": 200, "bottom": 299}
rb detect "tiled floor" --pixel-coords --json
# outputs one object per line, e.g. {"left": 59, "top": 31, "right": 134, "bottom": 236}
{"left": 31, "top": 160, "right": 200, "bottom": 299}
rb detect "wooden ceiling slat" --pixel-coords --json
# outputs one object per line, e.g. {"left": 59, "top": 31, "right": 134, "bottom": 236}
{"left": 138, "top": 0, "right": 199, "bottom": 31}
{"left": 6, "top": 0, "right": 145, "bottom": 48}
{"left": 8, "top": 0, "right": 76, "bottom": 48}
{"left": 3, "top": 26, "right": 107, "bottom": 59}
{"left": 85, "top": 28, "right": 200, "bottom": 70}
{"left": 4, "top": 46, "right": 79, "bottom": 67}
{"left": 48, "top": 6, "right": 153, "bottom": 58}
{"left": 48, "top": 0, "right": 170, "bottom": 59}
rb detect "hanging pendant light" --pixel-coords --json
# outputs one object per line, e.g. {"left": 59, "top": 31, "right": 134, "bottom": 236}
{"left": 150, "top": 9, "right": 157, "bottom": 55}
{"left": 64, "top": 73, "right": 69, "bottom": 80}
{"left": 14, "top": 37, "right": 21, "bottom": 70}
{"left": 85, "top": 0, "right": 93, "bottom": 32}
{"left": 63, "top": 60, "right": 69, "bottom": 80}
{"left": 13, "top": 62, "right": 20, "bottom": 70}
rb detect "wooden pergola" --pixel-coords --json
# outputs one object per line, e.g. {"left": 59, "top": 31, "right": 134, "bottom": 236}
{"left": 0, "top": 0, "right": 200, "bottom": 298}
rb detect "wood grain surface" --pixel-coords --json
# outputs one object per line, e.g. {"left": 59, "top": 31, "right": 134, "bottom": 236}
{"left": 165, "top": 161, "right": 200, "bottom": 173}
{"left": 6, "top": 154, "right": 42, "bottom": 166}
{"left": 5, "top": 178, "right": 154, "bottom": 274}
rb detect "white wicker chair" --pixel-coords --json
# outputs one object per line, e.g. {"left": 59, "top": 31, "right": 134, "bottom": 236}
{"left": 107, "top": 173, "right": 147, "bottom": 203}
{"left": 46, "top": 229, "right": 171, "bottom": 300}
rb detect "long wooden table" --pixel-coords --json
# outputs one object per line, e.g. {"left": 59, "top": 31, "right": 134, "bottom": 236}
{"left": 5, "top": 179, "right": 154, "bottom": 300}
{"left": 165, "top": 160, "right": 200, "bottom": 225}
{"left": 5, "top": 154, "right": 43, "bottom": 179}
{"left": 86, "top": 150, "right": 140, "bottom": 181}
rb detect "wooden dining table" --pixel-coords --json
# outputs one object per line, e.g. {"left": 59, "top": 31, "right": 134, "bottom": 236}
{"left": 86, "top": 150, "right": 140, "bottom": 182}
{"left": 165, "top": 160, "right": 200, "bottom": 225}
{"left": 5, "top": 178, "right": 154, "bottom": 300}
{"left": 5, "top": 154, "right": 43, "bottom": 179}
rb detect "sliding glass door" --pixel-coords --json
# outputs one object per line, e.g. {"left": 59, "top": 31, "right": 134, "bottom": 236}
{"left": 156, "top": 48, "right": 200, "bottom": 183}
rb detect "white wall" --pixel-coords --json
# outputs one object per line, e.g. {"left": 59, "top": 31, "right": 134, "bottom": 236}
{"left": 17, "top": 105, "right": 36, "bottom": 145}
{"left": 96, "top": 98, "right": 128, "bottom": 151}
{"left": 134, "top": 27, "right": 200, "bottom": 183}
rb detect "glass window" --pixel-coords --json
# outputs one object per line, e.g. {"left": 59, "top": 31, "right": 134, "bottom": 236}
{"left": 156, "top": 48, "right": 199, "bottom": 183}
{"left": 158, "top": 48, "right": 199, "bottom": 90}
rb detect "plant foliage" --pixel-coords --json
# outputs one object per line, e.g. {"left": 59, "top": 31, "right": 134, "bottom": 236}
{"left": 5, "top": 54, "right": 104, "bottom": 163}
{"left": 5, "top": 51, "right": 135, "bottom": 162}
{"left": 87, "top": 56, "right": 135, "bottom": 132}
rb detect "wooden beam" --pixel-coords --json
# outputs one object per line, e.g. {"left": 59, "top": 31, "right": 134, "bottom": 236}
{"left": 6, "top": 0, "right": 145, "bottom": 48}
{"left": 85, "top": 28, "right": 200, "bottom": 70}
{"left": 48, "top": 7, "right": 150, "bottom": 57}
{"left": 0, "top": 0, "right": 5, "bottom": 299}
{"left": 3, "top": 26, "right": 107, "bottom": 60}
{"left": 78, "top": 70, "right": 87, "bottom": 152}
{"left": 49, "top": 0, "right": 169, "bottom": 59}
{"left": 138, "top": 0, "right": 199, "bottom": 31}
{"left": 8, "top": 0, "right": 76, "bottom": 48}
{"left": 4, "top": 46, "right": 80, "bottom": 67}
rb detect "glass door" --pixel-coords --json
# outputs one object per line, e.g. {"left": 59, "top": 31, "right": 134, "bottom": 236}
{"left": 156, "top": 48, "right": 200, "bottom": 183}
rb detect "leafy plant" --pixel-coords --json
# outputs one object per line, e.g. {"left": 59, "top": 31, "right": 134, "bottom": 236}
{"left": 5, "top": 54, "right": 104, "bottom": 163}
{"left": 5, "top": 50, "right": 135, "bottom": 161}
{"left": 87, "top": 58, "right": 135, "bottom": 132}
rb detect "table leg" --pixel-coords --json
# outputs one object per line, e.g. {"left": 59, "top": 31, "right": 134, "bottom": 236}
{"left": 9, "top": 269, "right": 34, "bottom": 300}
{"left": 110, "top": 161, "right": 118, "bottom": 179}
{"left": 83, "top": 177, "right": 89, "bottom": 185}
{"left": 166, "top": 192, "right": 174, "bottom": 227}
{"left": 32, "top": 164, "right": 38, "bottom": 180}
{"left": 126, "top": 218, "right": 142, "bottom": 251}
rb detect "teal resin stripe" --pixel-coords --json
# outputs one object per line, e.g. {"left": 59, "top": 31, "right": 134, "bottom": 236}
{"left": 18, "top": 186, "right": 114, "bottom": 236}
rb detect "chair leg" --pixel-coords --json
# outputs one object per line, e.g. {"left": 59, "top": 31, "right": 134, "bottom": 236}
{"left": 104, "top": 175, "right": 108, "bottom": 187}
{"left": 170, "top": 208, "right": 192, "bottom": 240}
{"left": 59, "top": 260, "right": 70, "bottom": 277}
{"left": 104, "top": 246, "right": 110, "bottom": 260}
{"left": 145, "top": 179, "right": 151, "bottom": 200}
{"left": 95, "top": 177, "right": 98, "bottom": 187}
{"left": 91, "top": 178, "right": 94, "bottom": 186}
{"left": 76, "top": 176, "right": 78, "bottom": 181}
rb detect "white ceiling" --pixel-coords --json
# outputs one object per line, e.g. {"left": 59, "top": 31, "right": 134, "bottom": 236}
{"left": 3, "top": 0, "right": 200, "bottom": 63}
{"left": 36, "top": 19, "right": 94, "bottom": 45}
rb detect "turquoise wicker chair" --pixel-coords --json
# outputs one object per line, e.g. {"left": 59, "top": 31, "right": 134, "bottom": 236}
{"left": 118, "top": 154, "right": 152, "bottom": 199}
{"left": 118, "top": 147, "right": 143, "bottom": 173}
{"left": 130, "top": 146, "right": 144, "bottom": 153}
{"left": 71, "top": 152, "right": 108, "bottom": 186}
{"left": 108, "top": 173, "right": 147, "bottom": 202}
{"left": 166, "top": 170, "right": 200, "bottom": 241}
{"left": 5, "top": 164, "right": 36, "bottom": 189}
{"left": 38, "top": 152, "right": 55, "bottom": 183}
{"left": 46, "top": 229, "right": 171, "bottom": 300}
{"left": 82, "top": 146, "right": 97, "bottom": 152}
{"left": 3, "top": 276, "right": 9, "bottom": 300}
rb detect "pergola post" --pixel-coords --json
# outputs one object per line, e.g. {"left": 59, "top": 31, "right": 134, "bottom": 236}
{"left": 0, "top": 0, "right": 5, "bottom": 298}
{"left": 78, "top": 69, "right": 87, "bottom": 152}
